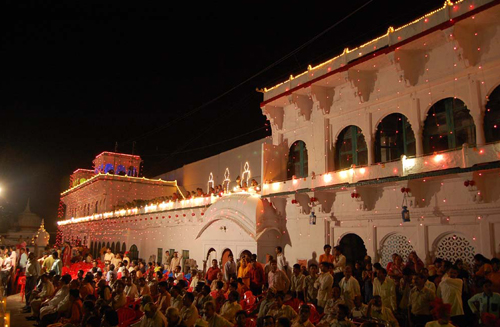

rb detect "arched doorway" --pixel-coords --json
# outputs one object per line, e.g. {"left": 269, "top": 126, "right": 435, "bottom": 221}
{"left": 338, "top": 233, "right": 367, "bottom": 266}
{"left": 116, "top": 242, "right": 121, "bottom": 254}
{"left": 122, "top": 243, "right": 126, "bottom": 253}
{"left": 111, "top": 242, "right": 115, "bottom": 254}
{"left": 129, "top": 244, "right": 139, "bottom": 261}
{"left": 221, "top": 248, "right": 233, "bottom": 273}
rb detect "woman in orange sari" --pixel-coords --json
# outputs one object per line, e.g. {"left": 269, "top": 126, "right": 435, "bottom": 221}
{"left": 237, "top": 258, "right": 251, "bottom": 289}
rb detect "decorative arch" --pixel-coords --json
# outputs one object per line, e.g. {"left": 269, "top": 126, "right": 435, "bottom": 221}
{"left": 122, "top": 243, "right": 126, "bottom": 253}
{"left": 485, "top": 84, "right": 500, "bottom": 143}
{"left": 375, "top": 113, "right": 416, "bottom": 163}
{"left": 129, "top": 244, "right": 139, "bottom": 261}
{"left": 196, "top": 215, "right": 255, "bottom": 241}
{"left": 221, "top": 248, "right": 233, "bottom": 272}
{"left": 423, "top": 97, "right": 476, "bottom": 154}
{"left": 379, "top": 232, "right": 415, "bottom": 268}
{"left": 239, "top": 249, "right": 252, "bottom": 259}
{"left": 111, "top": 242, "right": 115, "bottom": 253}
{"left": 104, "top": 163, "right": 115, "bottom": 174}
{"left": 335, "top": 125, "right": 368, "bottom": 169}
{"left": 116, "top": 241, "right": 121, "bottom": 254}
{"left": 287, "top": 140, "right": 308, "bottom": 179}
{"left": 106, "top": 242, "right": 110, "bottom": 249}
{"left": 337, "top": 233, "right": 367, "bottom": 266}
{"left": 433, "top": 232, "right": 476, "bottom": 268}
{"left": 256, "top": 227, "right": 282, "bottom": 241}
{"left": 116, "top": 165, "right": 126, "bottom": 175}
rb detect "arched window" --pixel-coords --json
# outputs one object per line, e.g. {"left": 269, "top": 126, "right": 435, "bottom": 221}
{"left": 129, "top": 244, "right": 139, "bottom": 261}
{"left": 335, "top": 126, "right": 368, "bottom": 169}
{"left": 375, "top": 114, "right": 416, "bottom": 163}
{"left": 111, "top": 242, "right": 115, "bottom": 253}
{"left": 116, "top": 242, "right": 121, "bottom": 254}
{"left": 97, "top": 242, "right": 102, "bottom": 258}
{"left": 116, "top": 165, "right": 126, "bottom": 176}
{"left": 104, "top": 163, "right": 115, "bottom": 174}
{"left": 122, "top": 243, "right": 126, "bottom": 253}
{"left": 106, "top": 242, "right": 110, "bottom": 250}
{"left": 485, "top": 86, "right": 500, "bottom": 143}
{"left": 423, "top": 98, "right": 476, "bottom": 154}
{"left": 287, "top": 141, "right": 308, "bottom": 179}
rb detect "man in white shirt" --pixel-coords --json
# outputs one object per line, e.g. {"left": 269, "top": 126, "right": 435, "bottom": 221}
{"left": 290, "top": 264, "right": 305, "bottom": 300}
{"left": 22, "top": 252, "right": 40, "bottom": 311}
{"left": 333, "top": 246, "right": 346, "bottom": 285}
{"left": 224, "top": 254, "right": 237, "bottom": 281}
{"left": 468, "top": 279, "right": 500, "bottom": 323}
{"left": 170, "top": 252, "right": 182, "bottom": 273}
{"left": 50, "top": 252, "right": 62, "bottom": 275}
{"left": 124, "top": 276, "right": 139, "bottom": 298}
{"left": 339, "top": 265, "right": 361, "bottom": 310}
{"left": 314, "top": 262, "right": 333, "bottom": 312}
{"left": 35, "top": 274, "right": 72, "bottom": 320}
{"left": 437, "top": 265, "right": 464, "bottom": 324}
{"left": 174, "top": 265, "right": 184, "bottom": 281}
{"left": 19, "top": 248, "right": 28, "bottom": 270}
{"left": 373, "top": 268, "right": 397, "bottom": 312}
{"left": 275, "top": 246, "right": 288, "bottom": 272}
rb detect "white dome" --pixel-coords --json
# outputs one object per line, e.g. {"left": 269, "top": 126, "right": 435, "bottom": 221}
{"left": 34, "top": 220, "right": 50, "bottom": 247}
{"left": 18, "top": 199, "right": 42, "bottom": 231}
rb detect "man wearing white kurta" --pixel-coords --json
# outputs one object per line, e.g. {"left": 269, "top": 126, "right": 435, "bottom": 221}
{"left": 314, "top": 262, "right": 333, "bottom": 310}
{"left": 339, "top": 266, "right": 361, "bottom": 310}
{"left": 437, "top": 267, "right": 464, "bottom": 319}
{"left": 373, "top": 268, "right": 397, "bottom": 312}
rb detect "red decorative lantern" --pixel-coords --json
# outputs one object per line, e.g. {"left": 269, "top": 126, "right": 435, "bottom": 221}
{"left": 464, "top": 180, "right": 470, "bottom": 187}
{"left": 469, "top": 180, "right": 476, "bottom": 186}
{"left": 400, "top": 187, "right": 406, "bottom": 193}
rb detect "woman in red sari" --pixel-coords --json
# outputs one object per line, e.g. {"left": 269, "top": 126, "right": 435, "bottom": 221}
{"left": 62, "top": 241, "right": 72, "bottom": 267}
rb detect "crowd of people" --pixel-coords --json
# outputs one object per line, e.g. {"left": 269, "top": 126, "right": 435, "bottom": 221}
{"left": 8, "top": 243, "right": 500, "bottom": 327}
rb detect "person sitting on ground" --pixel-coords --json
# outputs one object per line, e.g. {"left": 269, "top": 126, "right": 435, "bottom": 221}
{"left": 330, "top": 304, "right": 355, "bottom": 327}
{"left": 204, "top": 301, "right": 232, "bottom": 327}
{"left": 124, "top": 275, "right": 138, "bottom": 298}
{"left": 180, "top": 292, "right": 199, "bottom": 327}
{"left": 220, "top": 290, "right": 243, "bottom": 323}
{"left": 138, "top": 277, "right": 151, "bottom": 297}
{"left": 111, "top": 279, "right": 127, "bottom": 310}
{"left": 319, "top": 286, "right": 345, "bottom": 326}
{"left": 351, "top": 295, "right": 367, "bottom": 318}
{"left": 27, "top": 273, "right": 55, "bottom": 320}
{"left": 366, "top": 295, "right": 399, "bottom": 327}
{"left": 166, "top": 307, "right": 187, "bottom": 327}
{"left": 156, "top": 281, "right": 172, "bottom": 313}
{"left": 59, "top": 289, "right": 83, "bottom": 325}
{"left": 195, "top": 284, "right": 214, "bottom": 313}
{"left": 267, "top": 291, "right": 298, "bottom": 321}
{"left": 292, "top": 304, "right": 315, "bottom": 327}
{"left": 141, "top": 302, "right": 168, "bottom": 327}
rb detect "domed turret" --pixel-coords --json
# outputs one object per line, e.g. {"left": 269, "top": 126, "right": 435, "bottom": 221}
{"left": 18, "top": 199, "right": 42, "bottom": 231}
{"left": 34, "top": 220, "right": 50, "bottom": 247}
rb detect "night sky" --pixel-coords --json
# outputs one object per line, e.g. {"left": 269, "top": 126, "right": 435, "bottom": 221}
{"left": 1, "top": 0, "right": 446, "bottom": 233}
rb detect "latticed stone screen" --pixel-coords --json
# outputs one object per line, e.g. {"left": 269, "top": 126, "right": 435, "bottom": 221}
{"left": 381, "top": 233, "right": 415, "bottom": 268}
{"left": 435, "top": 234, "right": 475, "bottom": 269}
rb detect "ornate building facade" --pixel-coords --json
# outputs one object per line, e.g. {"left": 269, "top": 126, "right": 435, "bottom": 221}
{"left": 59, "top": 0, "right": 500, "bottom": 270}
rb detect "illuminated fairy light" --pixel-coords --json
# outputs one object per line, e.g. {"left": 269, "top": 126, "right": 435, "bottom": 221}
{"left": 222, "top": 168, "right": 231, "bottom": 193}
{"left": 207, "top": 172, "right": 214, "bottom": 192}
{"left": 241, "top": 162, "right": 251, "bottom": 187}
{"left": 262, "top": 0, "right": 474, "bottom": 95}
{"left": 323, "top": 173, "right": 332, "bottom": 183}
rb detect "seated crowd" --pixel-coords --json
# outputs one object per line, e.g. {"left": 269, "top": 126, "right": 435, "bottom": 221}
{"left": 15, "top": 244, "right": 500, "bottom": 327}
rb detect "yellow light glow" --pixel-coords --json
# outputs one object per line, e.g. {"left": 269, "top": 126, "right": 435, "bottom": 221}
{"left": 323, "top": 173, "right": 332, "bottom": 183}
{"left": 339, "top": 171, "right": 348, "bottom": 179}
{"left": 272, "top": 182, "right": 281, "bottom": 191}
{"left": 433, "top": 154, "right": 445, "bottom": 163}
{"left": 359, "top": 168, "right": 366, "bottom": 175}
{"left": 292, "top": 178, "right": 298, "bottom": 185}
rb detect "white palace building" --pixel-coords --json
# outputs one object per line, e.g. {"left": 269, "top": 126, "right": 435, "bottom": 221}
{"left": 59, "top": 0, "right": 500, "bottom": 270}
